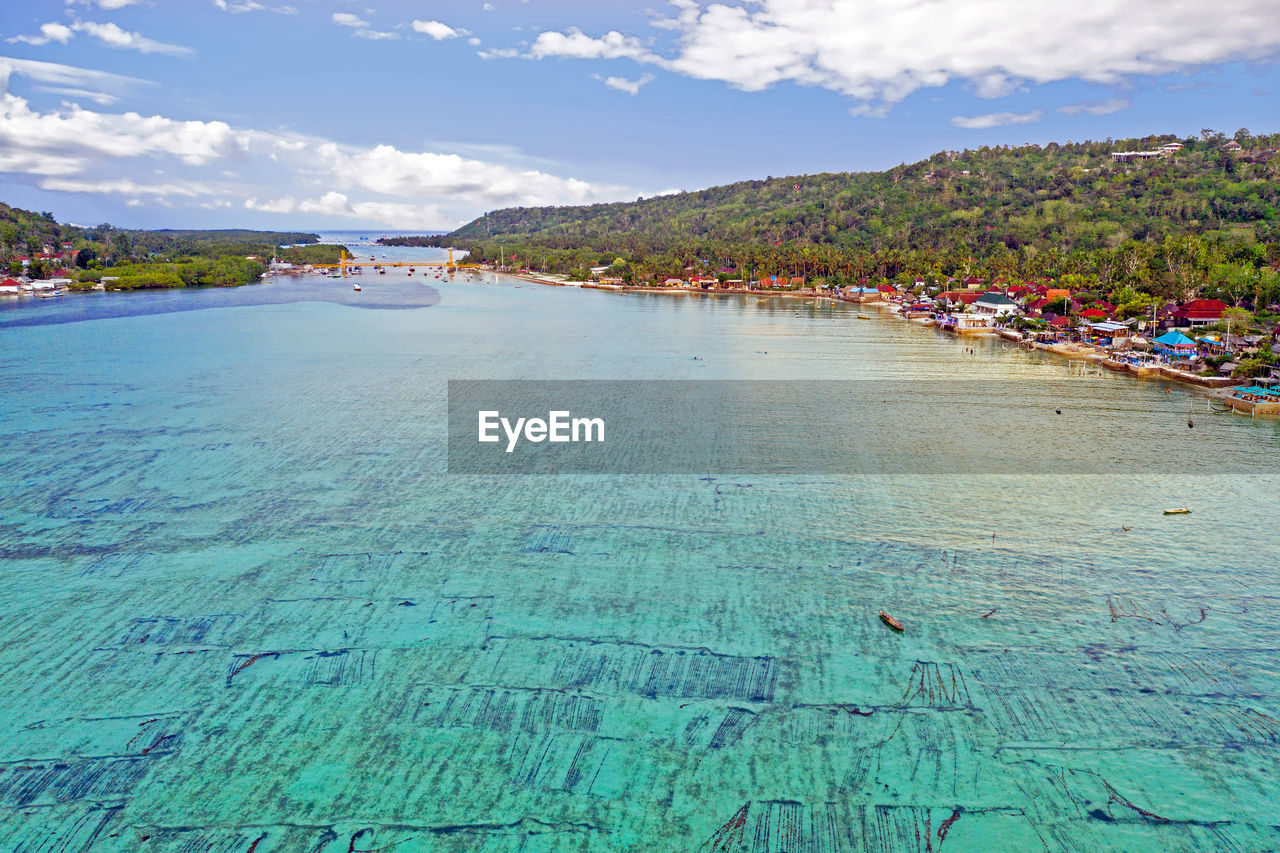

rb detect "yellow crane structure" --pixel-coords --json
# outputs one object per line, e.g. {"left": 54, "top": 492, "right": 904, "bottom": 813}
{"left": 310, "top": 248, "right": 481, "bottom": 274}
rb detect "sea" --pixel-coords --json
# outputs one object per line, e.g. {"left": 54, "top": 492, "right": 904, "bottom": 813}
{"left": 1, "top": 237, "right": 1279, "bottom": 851}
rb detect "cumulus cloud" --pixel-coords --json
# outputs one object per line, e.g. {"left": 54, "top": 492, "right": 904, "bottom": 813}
{"left": 333, "top": 12, "right": 399, "bottom": 40}
{"left": 71, "top": 20, "right": 193, "bottom": 56}
{"left": 7, "top": 23, "right": 74, "bottom": 47}
{"left": 529, "top": 28, "right": 655, "bottom": 61}
{"left": 518, "top": 0, "right": 1280, "bottom": 114}
{"left": 247, "top": 192, "right": 457, "bottom": 229}
{"left": 1059, "top": 97, "right": 1131, "bottom": 116}
{"left": 8, "top": 21, "right": 192, "bottom": 56}
{"left": 951, "top": 110, "right": 1044, "bottom": 129}
{"left": 412, "top": 20, "right": 460, "bottom": 40}
{"left": 312, "top": 143, "right": 624, "bottom": 208}
{"left": 332, "top": 12, "right": 369, "bottom": 28}
{"left": 0, "top": 90, "right": 633, "bottom": 228}
{"left": 596, "top": 73, "right": 655, "bottom": 95}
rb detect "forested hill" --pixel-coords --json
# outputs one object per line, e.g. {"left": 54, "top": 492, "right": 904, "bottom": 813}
{"left": 0, "top": 204, "right": 334, "bottom": 289}
{"left": 446, "top": 131, "right": 1279, "bottom": 256}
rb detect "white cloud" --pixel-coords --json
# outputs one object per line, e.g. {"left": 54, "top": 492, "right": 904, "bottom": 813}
{"left": 212, "top": 0, "right": 298, "bottom": 12}
{"left": 39, "top": 177, "right": 215, "bottom": 197}
{"left": 1059, "top": 97, "right": 1132, "bottom": 116}
{"left": 7, "top": 23, "right": 74, "bottom": 47}
{"left": 67, "top": 0, "right": 142, "bottom": 8}
{"left": 0, "top": 92, "right": 250, "bottom": 169}
{"left": 312, "top": 143, "right": 624, "bottom": 208}
{"left": 412, "top": 20, "right": 461, "bottom": 40}
{"left": 529, "top": 28, "right": 655, "bottom": 61}
{"left": 519, "top": 0, "right": 1280, "bottom": 114}
{"left": 334, "top": 12, "right": 399, "bottom": 40}
{"left": 31, "top": 86, "right": 120, "bottom": 106}
{"left": 596, "top": 73, "right": 655, "bottom": 95}
{"left": 0, "top": 90, "right": 633, "bottom": 228}
{"left": 0, "top": 55, "right": 149, "bottom": 102}
{"left": 332, "top": 12, "right": 369, "bottom": 28}
{"left": 10, "top": 21, "right": 192, "bottom": 56}
{"left": 245, "top": 192, "right": 458, "bottom": 229}
{"left": 951, "top": 110, "right": 1045, "bottom": 129}
{"left": 71, "top": 21, "right": 193, "bottom": 56}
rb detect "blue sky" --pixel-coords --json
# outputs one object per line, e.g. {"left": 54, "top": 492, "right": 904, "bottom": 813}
{"left": 1, "top": 0, "right": 1277, "bottom": 231}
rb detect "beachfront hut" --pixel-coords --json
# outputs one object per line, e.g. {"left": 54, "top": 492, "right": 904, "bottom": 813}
{"left": 1152, "top": 330, "right": 1197, "bottom": 358}
{"left": 1089, "top": 321, "right": 1129, "bottom": 346}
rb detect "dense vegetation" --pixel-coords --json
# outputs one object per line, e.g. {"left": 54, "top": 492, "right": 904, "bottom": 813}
{"left": 375, "top": 236, "right": 442, "bottom": 247}
{"left": 0, "top": 204, "right": 333, "bottom": 289}
{"left": 435, "top": 130, "right": 1280, "bottom": 310}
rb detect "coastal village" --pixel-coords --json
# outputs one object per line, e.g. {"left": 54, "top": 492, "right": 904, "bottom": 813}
{"left": 502, "top": 263, "right": 1280, "bottom": 414}
{"left": 7, "top": 238, "right": 1280, "bottom": 415}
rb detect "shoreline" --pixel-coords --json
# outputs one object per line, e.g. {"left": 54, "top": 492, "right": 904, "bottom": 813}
{"left": 487, "top": 268, "right": 1240, "bottom": 392}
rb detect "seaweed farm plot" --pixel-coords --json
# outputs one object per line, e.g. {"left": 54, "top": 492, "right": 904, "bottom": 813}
{"left": 470, "top": 636, "right": 783, "bottom": 703}
{"left": 5, "top": 278, "right": 1280, "bottom": 851}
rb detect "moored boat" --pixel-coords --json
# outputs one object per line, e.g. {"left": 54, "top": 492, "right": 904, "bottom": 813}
{"left": 879, "top": 610, "right": 904, "bottom": 632}
{"left": 1163, "top": 508, "right": 1192, "bottom": 515}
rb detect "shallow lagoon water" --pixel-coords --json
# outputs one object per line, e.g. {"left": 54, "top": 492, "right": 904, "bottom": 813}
{"left": 2, "top": 248, "right": 1279, "bottom": 851}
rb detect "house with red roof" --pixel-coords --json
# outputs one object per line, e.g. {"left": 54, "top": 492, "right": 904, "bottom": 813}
{"left": 1080, "top": 307, "right": 1108, "bottom": 320}
{"left": 1172, "top": 298, "right": 1228, "bottom": 327}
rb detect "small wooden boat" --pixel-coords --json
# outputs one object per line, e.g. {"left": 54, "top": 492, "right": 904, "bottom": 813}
{"left": 1163, "top": 508, "right": 1192, "bottom": 515}
{"left": 879, "top": 610, "right": 904, "bottom": 632}
{"left": 857, "top": 313, "right": 870, "bottom": 320}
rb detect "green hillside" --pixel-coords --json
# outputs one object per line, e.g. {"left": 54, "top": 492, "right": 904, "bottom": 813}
{"left": 439, "top": 130, "right": 1280, "bottom": 302}
{"left": 0, "top": 205, "right": 330, "bottom": 289}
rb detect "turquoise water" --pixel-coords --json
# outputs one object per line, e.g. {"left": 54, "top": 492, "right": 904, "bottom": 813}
{"left": 2, "top": 247, "right": 1279, "bottom": 851}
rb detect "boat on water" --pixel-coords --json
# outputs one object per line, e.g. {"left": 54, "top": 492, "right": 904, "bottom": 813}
{"left": 35, "top": 289, "right": 65, "bottom": 298}
{"left": 1163, "top": 508, "right": 1192, "bottom": 515}
{"left": 352, "top": 283, "right": 361, "bottom": 291}
{"left": 378, "top": 269, "right": 385, "bottom": 274}
{"left": 857, "top": 313, "right": 870, "bottom": 320}
{"left": 878, "top": 610, "right": 904, "bottom": 632}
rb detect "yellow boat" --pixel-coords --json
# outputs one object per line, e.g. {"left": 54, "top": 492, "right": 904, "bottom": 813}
{"left": 1163, "top": 508, "right": 1192, "bottom": 515}
{"left": 857, "top": 313, "right": 870, "bottom": 320}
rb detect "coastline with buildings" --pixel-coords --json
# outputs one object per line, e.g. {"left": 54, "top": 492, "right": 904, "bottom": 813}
{"left": 478, "top": 263, "right": 1280, "bottom": 404}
